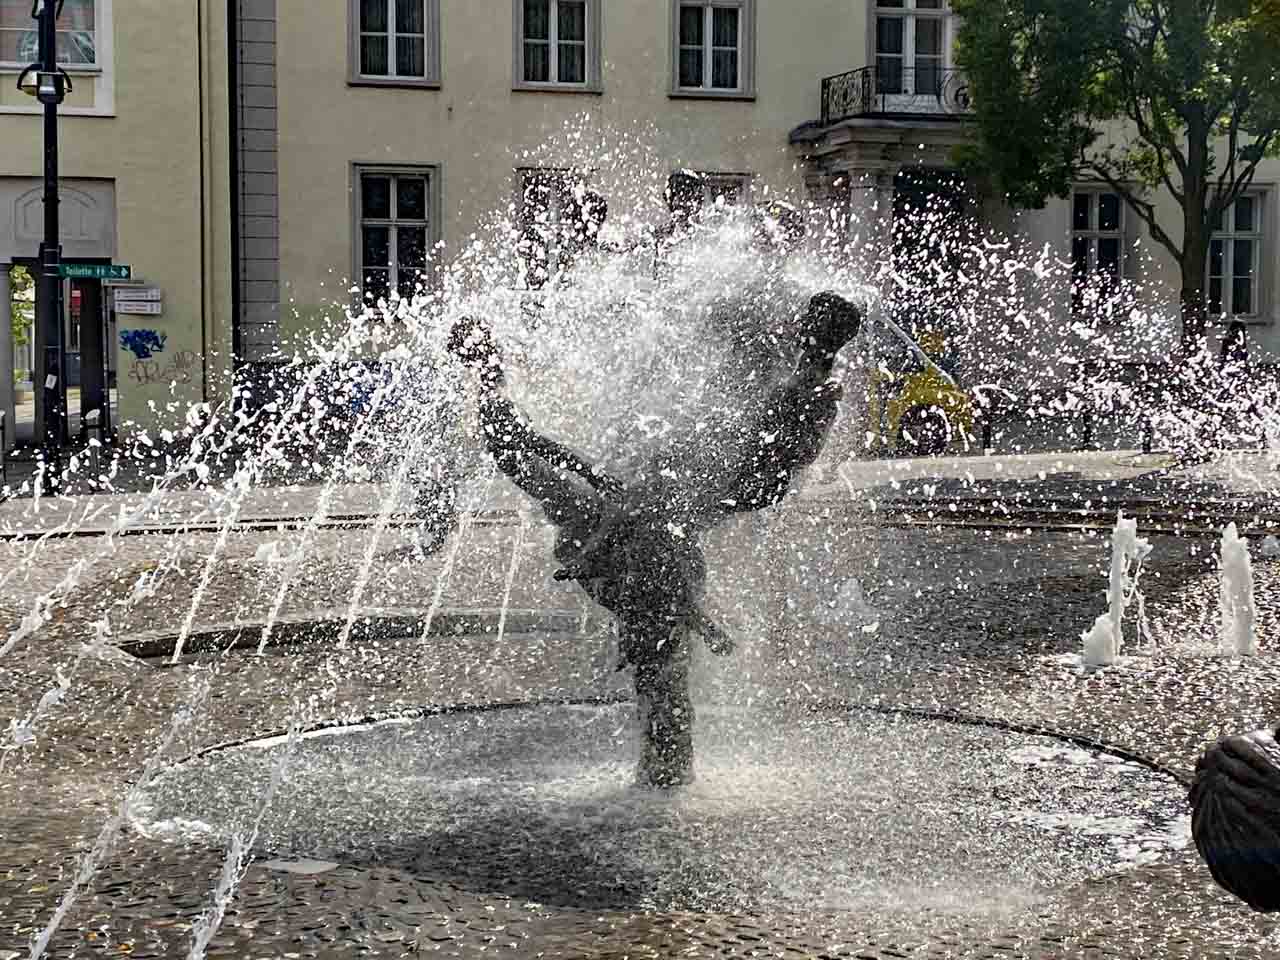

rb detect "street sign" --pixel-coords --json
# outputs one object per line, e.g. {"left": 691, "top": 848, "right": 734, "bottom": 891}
{"left": 114, "top": 286, "right": 161, "bottom": 301}
{"left": 113, "top": 300, "right": 163, "bottom": 316}
{"left": 60, "top": 263, "right": 131, "bottom": 280}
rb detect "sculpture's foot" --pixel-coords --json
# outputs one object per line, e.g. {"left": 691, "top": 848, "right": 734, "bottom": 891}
{"left": 634, "top": 629, "right": 695, "bottom": 789}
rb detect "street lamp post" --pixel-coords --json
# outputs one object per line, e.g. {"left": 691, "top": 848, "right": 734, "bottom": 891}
{"left": 17, "top": 0, "right": 70, "bottom": 495}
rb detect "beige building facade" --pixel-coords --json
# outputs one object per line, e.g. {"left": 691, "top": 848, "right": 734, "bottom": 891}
{"left": 0, "top": 0, "right": 234, "bottom": 452}
{"left": 3, "top": 1, "right": 1274, "bottom": 450}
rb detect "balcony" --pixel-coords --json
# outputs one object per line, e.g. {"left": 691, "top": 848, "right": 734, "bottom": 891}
{"left": 820, "top": 65, "right": 972, "bottom": 126}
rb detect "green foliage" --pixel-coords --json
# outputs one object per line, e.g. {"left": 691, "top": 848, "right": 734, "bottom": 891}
{"left": 954, "top": 0, "right": 1280, "bottom": 338}
{"left": 10, "top": 265, "right": 33, "bottom": 348}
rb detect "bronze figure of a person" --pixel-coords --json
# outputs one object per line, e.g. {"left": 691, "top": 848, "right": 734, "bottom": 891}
{"left": 447, "top": 288, "right": 862, "bottom": 788}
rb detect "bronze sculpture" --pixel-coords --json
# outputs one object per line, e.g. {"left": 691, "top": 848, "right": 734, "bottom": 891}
{"left": 446, "top": 289, "right": 862, "bottom": 788}
{"left": 1190, "top": 726, "right": 1280, "bottom": 911}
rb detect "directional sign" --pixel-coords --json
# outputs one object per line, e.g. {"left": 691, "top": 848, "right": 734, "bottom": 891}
{"left": 114, "top": 286, "right": 161, "bottom": 302}
{"left": 113, "top": 300, "right": 163, "bottom": 316}
{"left": 60, "top": 263, "right": 131, "bottom": 280}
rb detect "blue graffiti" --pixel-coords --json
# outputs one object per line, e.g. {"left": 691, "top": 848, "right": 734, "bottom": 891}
{"left": 120, "top": 329, "right": 167, "bottom": 360}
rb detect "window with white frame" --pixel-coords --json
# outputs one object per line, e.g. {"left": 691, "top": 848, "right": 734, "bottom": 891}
{"left": 872, "top": 0, "right": 950, "bottom": 96}
{"left": 1070, "top": 189, "right": 1125, "bottom": 317}
{"left": 1209, "top": 194, "right": 1263, "bottom": 319}
{"left": 672, "top": 0, "right": 755, "bottom": 96}
{"left": 514, "top": 0, "right": 601, "bottom": 89}
{"left": 356, "top": 168, "right": 435, "bottom": 302}
{"left": 351, "top": 0, "right": 439, "bottom": 84}
{"left": 0, "top": 0, "right": 96, "bottom": 68}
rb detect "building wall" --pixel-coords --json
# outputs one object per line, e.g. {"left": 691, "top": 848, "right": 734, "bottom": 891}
{"left": 274, "top": 0, "right": 866, "bottom": 345}
{"left": 0, "top": 0, "right": 233, "bottom": 441}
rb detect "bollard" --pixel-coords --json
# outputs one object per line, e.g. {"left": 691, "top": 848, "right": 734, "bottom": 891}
{"left": 82, "top": 407, "right": 104, "bottom": 483}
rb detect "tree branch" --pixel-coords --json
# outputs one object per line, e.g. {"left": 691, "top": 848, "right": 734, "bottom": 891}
{"left": 1085, "top": 161, "right": 1183, "bottom": 261}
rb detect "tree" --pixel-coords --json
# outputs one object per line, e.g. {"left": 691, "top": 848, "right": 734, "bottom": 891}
{"left": 10, "top": 265, "right": 33, "bottom": 350}
{"left": 953, "top": 0, "right": 1280, "bottom": 347}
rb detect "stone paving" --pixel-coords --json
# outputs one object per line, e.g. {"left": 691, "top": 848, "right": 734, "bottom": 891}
{"left": 4, "top": 463, "right": 1280, "bottom": 956}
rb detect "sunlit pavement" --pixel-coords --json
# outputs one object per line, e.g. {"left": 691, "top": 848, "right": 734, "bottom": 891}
{"left": 3, "top": 453, "right": 1280, "bottom": 955}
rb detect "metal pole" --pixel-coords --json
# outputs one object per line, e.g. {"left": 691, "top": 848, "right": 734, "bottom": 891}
{"left": 35, "top": 0, "right": 64, "bottom": 494}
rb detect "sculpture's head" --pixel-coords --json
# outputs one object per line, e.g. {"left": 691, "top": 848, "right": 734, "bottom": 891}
{"left": 799, "top": 292, "right": 863, "bottom": 361}
{"left": 447, "top": 316, "right": 504, "bottom": 386}
{"left": 1190, "top": 727, "right": 1280, "bottom": 912}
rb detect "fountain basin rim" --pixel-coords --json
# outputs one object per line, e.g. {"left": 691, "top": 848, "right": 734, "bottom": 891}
{"left": 118, "top": 606, "right": 603, "bottom": 663}
{"left": 160, "top": 695, "right": 1189, "bottom": 787}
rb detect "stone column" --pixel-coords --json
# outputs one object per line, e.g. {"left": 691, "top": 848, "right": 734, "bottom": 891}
{"left": 0, "top": 264, "right": 14, "bottom": 452}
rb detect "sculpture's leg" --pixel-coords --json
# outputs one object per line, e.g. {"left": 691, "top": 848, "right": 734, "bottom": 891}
{"left": 631, "top": 625, "right": 695, "bottom": 788}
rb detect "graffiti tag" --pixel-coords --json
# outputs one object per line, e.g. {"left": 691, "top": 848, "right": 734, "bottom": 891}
{"left": 128, "top": 349, "right": 199, "bottom": 387}
{"left": 120, "top": 329, "right": 167, "bottom": 360}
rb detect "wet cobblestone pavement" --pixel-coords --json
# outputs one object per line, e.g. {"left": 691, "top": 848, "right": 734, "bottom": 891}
{"left": 4, "top": 488, "right": 1280, "bottom": 957}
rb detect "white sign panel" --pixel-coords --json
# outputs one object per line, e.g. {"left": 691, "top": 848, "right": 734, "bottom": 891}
{"left": 114, "top": 300, "right": 163, "bottom": 316}
{"left": 114, "top": 286, "right": 162, "bottom": 302}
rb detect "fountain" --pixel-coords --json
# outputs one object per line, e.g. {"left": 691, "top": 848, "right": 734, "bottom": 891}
{"left": 4, "top": 130, "right": 1279, "bottom": 955}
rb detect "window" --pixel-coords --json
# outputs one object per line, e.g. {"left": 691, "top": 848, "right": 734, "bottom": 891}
{"left": 671, "top": 0, "right": 755, "bottom": 98}
{"left": 355, "top": 168, "right": 436, "bottom": 302}
{"left": 696, "top": 171, "right": 752, "bottom": 207}
{"left": 513, "top": 0, "right": 601, "bottom": 91}
{"left": 0, "top": 0, "right": 96, "bottom": 68}
{"left": 873, "top": 0, "right": 950, "bottom": 96}
{"left": 1070, "top": 190, "right": 1126, "bottom": 318}
{"left": 1209, "top": 194, "right": 1263, "bottom": 319}
{"left": 349, "top": 0, "right": 440, "bottom": 86}
{"left": 515, "top": 168, "right": 581, "bottom": 289}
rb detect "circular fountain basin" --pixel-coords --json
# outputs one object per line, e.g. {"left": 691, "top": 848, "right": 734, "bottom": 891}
{"left": 132, "top": 703, "right": 1188, "bottom": 921}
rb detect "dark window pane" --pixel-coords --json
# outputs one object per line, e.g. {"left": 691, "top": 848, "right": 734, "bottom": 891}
{"left": 1098, "top": 193, "right": 1121, "bottom": 231}
{"left": 398, "top": 227, "right": 428, "bottom": 269}
{"left": 1072, "top": 193, "right": 1091, "bottom": 231}
{"left": 1233, "top": 278, "right": 1253, "bottom": 315}
{"left": 396, "top": 0, "right": 424, "bottom": 33}
{"left": 558, "top": 0, "right": 586, "bottom": 41}
{"left": 524, "top": 0, "right": 549, "bottom": 39}
{"left": 524, "top": 42, "right": 549, "bottom": 81}
{"left": 1209, "top": 278, "right": 1223, "bottom": 315}
{"left": 876, "top": 57, "right": 903, "bottom": 94}
{"left": 1210, "top": 204, "right": 1225, "bottom": 233}
{"left": 1235, "top": 195, "right": 1255, "bottom": 233}
{"left": 558, "top": 43, "right": 585, "bottom": 83}
{"left": 360, "top": 35, "right": 389, "bottom": 75}
{"left": 1071, "top": 236, "right": 1090, "bottom": 277}
{"left": 363, "top": 269, "right": 391, "bottom": 301}
{"left": 679, "top": 5, "right": 703, "bottom": 45}
{"left": 712, "top": 6, "right": 738, "bottom": 46}
{"left": 57, "top": 0, "right": 95, "bottom": 31}
{"left": 877, "top": 0, "right": 905, "bottom": 7}
{"left": 1097, "top": 237, "right": 1120, "bottom": 278}
{"left": 1209, "top": 238, "right": 1225, "bottom": 278}
{"left": 679, "top": 48, "right": 703, "bottom": 87}
{"left": 362, "top": 175, "right": 392, "bottom": 218}
{"left": 711, "top": 49, "right": 737, "bottom": 88}
{"left": 396, "top": 36, "right": 425, "bottom": 76}
{"left": 361, "top": 0, "right": 389, "bottom": 32}
{"left": 915, "top": 0, "right": 942, "bottom": 7}
{"left": 915, "top": 18, "right": 942, "bottom": 56}
{"left": 362, "top": 226, "right": 391, "bottom": 267}
{"left": 397, "top": 177, "right": 427, "bottom": 220}
{"left": 914, "top": 57, "right": 941, "bottom": 95}
{"left": 876, "top": 16, "right": 904, "bottom": 55}
{"left": 1234, "top": 238, "right": 1254, "bottom": 279}
{"left": 55, "top": 29, "right": 94, "bottom": 64}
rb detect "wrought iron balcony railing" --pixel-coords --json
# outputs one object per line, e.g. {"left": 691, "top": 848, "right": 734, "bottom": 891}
{"left": 820, "top": 65, "right": 972, "bottom": 126}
